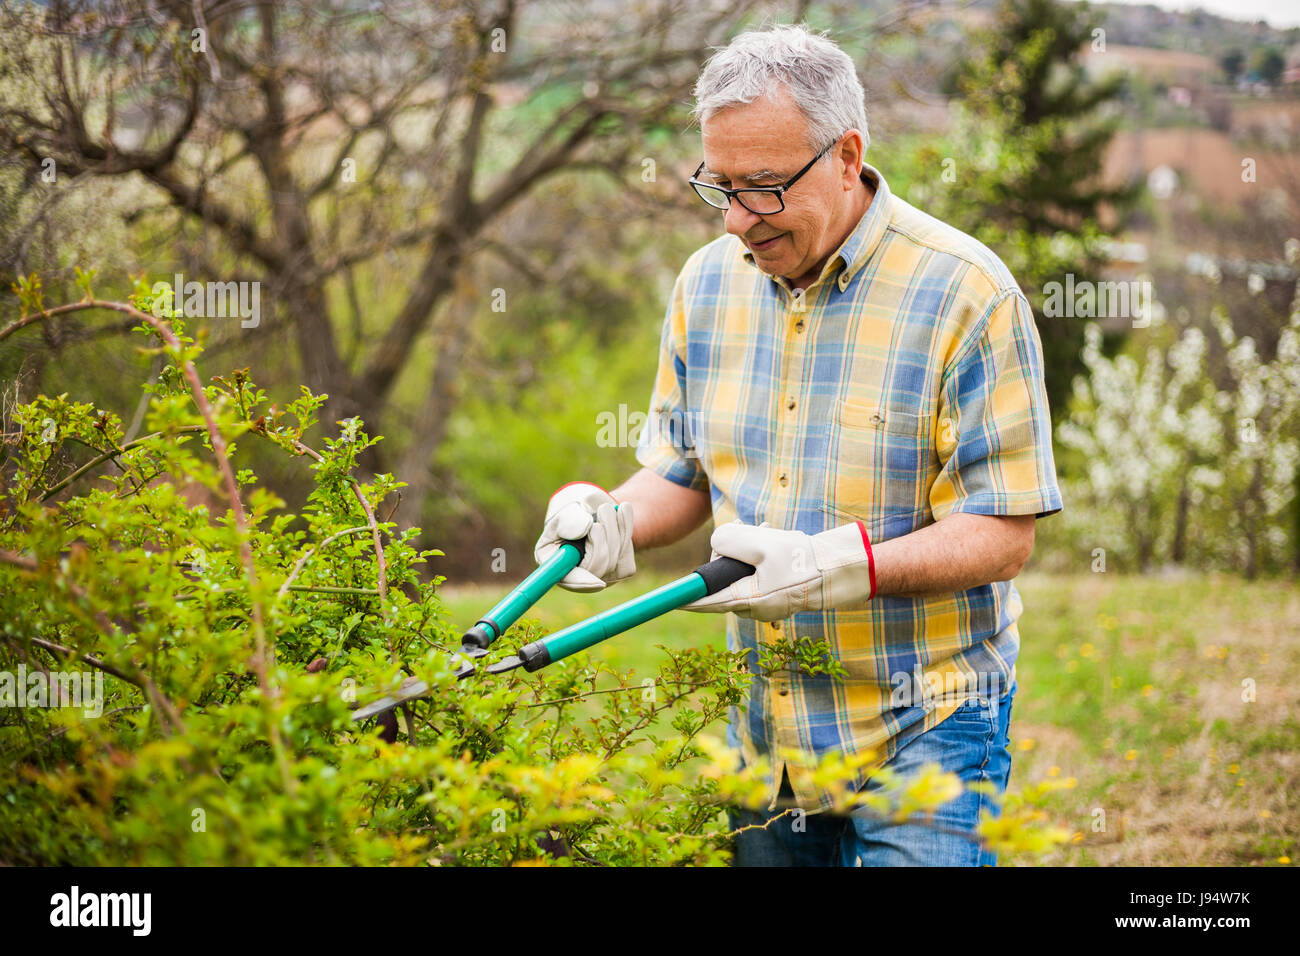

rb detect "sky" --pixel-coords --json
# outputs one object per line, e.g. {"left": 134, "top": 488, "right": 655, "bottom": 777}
{"left": 1065, "top": 0, "right": 1300, "bottom": 30}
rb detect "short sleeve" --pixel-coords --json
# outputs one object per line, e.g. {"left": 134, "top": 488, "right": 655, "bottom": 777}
{"left": 929, "top": 290, "right": 1063, "bottom": 521}
{"left": 634, "top": 270, "right": 709, "bottom": 491}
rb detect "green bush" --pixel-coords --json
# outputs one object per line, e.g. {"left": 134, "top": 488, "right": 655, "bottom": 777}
{"left": 0, "top": 277, "right": 1071, "bottom": 865}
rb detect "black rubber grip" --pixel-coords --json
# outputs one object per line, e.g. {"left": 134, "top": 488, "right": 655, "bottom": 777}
{"left": 519, "top": 641, "right": 553, "bottom": 672}
{"left": 693, "top": 556, "right": 757, "bottom": 595}
{"left": 561, "top": 536, "right": 587, "bottom": 557}
{"left": 462, "top": 622, "right": 497, "bottom": 650}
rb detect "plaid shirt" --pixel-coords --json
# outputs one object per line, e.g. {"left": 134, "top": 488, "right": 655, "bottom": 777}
{"left": 635, "top": 162, "right": 1063, "bottom": 812}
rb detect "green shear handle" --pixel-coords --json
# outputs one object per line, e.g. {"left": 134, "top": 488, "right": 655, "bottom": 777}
{"left": 460, "top": 539, "right": 584, "bottom": 651}
{"left": 487, "top": 556, "right": 756, "bottom": 675}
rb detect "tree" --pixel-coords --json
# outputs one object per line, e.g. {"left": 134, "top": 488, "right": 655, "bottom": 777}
{"left": 1220, "top": 48, "right": 1244, "bottom": 82}
{"left": 921, "top": 0, "right": 1141, "bottom": 423}
{"left": 1055, "top": 291, "right": 1300, "bottom": 576}
{"left": 0, "top": 0, "right": 762, "bottom": 475}
{"left": 1251, "top": 46, "right": 1285, "bottom": 86}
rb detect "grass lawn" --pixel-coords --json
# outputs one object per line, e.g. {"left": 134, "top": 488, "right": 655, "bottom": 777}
{"left": 1007, "top": 571, "right": 1298, "bottom": 867}
{"left": 436, "top": 569, "right": 1299, "bottom": 866}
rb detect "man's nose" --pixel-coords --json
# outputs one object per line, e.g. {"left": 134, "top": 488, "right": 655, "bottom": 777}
{"left": 723, "top": 198, "right": 763, "bottom": 237}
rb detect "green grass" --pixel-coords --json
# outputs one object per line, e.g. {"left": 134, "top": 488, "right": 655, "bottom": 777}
{"left": 1007, "top": 571, "right": 1299, "bottom": 867}
{"left": 436, "top": 569, "right": 1300, "bottom": 866}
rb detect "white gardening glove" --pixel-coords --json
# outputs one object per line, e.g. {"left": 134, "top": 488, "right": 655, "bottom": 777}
{"left": 533, "top": 482, "right": 636, "bottom": 592}
{"left": 682, "top": 520, "right": 876, "bottom": 621}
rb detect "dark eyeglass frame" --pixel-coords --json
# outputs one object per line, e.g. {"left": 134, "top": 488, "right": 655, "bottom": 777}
{"left": 688, "top": 138, "right": 837, "bottom": 215}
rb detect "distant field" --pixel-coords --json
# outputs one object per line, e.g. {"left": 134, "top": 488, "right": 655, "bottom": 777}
{"left": 1104, "top": 126, "right": 1300, "bottom": 212}
{"left": 1084, "top": 44, "right": 1219, "bottom": 79}
{"left": 437, "top": 570, "right": 1299, "bottom": 866}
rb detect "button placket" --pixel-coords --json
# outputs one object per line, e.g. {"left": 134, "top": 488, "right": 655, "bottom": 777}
{"left": 775, "top": 284, "right": 812, "bottom": 506}
{"left": 767, "top": 285, "right": 811, "bottom": 735}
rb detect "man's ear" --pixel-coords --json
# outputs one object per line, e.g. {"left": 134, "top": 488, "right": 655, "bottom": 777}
{"left": 836, "top": 129, "right": 866, "bottom": 190}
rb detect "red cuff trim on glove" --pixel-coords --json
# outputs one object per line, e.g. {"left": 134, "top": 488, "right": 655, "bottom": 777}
{"left": 855, "top": 521, "right": 876, "bottom": 600}
{"left": 553, "top": 480, "right": 617, "bottom": 503}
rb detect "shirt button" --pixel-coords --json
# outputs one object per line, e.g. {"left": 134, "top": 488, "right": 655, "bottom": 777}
{"left": 770, "top": 621, "right": 781, "bottom": 630}
{"left": 794, "top": 320, "right": 805, "bottom": 333}
{"left": 778, "top": 473, "right": 788, "bottom": 487}
{"left": 786, "top": 398, "right": 796, "bottom": 410}
{"left": 778, "top": 688, "right": 790, "bottom": 697}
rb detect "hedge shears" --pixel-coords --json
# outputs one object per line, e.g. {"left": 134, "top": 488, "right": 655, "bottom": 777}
{"left": 351, "top": 544, "right": 756, "bottom": 721}
{"left": 351, "top": 538, "right": 585, "bottom": 721}
{"left": 484, "top": 556, "right": 754, "bottom": 676}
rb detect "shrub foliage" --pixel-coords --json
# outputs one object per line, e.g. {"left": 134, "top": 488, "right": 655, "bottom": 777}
{"left": 0, "top": 277, "right": 1071, "bottom": 865}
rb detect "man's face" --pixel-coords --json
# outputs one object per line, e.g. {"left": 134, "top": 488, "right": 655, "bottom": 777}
{"left": 699, "top": 88, "right": 857, "bottom": 285}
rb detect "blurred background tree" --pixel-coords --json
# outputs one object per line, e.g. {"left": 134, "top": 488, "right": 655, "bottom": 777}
{"left": 921, "top": 0, "right": 1140, "bottom": 424}
{"left": 0, "top": 0, "right": 768, "bottom": 572}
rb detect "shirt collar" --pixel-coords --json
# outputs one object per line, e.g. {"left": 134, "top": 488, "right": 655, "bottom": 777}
{"left": 741, "top": 161, "right": 892, "bottom": 292}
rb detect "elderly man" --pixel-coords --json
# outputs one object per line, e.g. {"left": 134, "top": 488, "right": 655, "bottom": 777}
{"left": 534, "top": 24, "right": 1061, "bottom": 867}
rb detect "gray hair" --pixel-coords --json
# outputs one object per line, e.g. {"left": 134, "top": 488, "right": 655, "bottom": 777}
{"left": 692, "top": 23, "right": 869, "bottom": 153}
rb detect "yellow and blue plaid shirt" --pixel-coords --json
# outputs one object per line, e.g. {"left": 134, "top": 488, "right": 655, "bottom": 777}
{"left": 635, "top": 162, "right": 1063, "bottom": 811}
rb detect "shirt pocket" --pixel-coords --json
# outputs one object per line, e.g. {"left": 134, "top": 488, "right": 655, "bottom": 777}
{"left": 820, "top": 398, "right": 928, "bottom": 542}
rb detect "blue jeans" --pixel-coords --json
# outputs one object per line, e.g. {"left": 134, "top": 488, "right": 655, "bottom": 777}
{"left": 728, "top": 682, "right": 1016, "bottom": 866}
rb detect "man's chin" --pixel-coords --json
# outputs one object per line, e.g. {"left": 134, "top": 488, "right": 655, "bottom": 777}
{"left": 751, "top": 249, "right": 790, "bottom": 272}
{"left": 761, "top": 257, "right": 804, "bottom": 280}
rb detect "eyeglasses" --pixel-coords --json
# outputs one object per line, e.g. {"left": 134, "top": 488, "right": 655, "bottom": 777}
{"left": 688, "top": 139, "right": 837, "bottom": 215}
